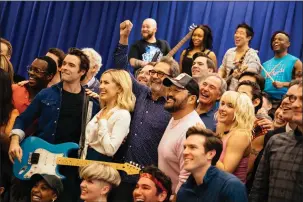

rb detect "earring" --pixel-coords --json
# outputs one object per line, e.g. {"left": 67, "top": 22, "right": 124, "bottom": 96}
{"left": 52, "top": 199, "right": 56, "bottom": 202}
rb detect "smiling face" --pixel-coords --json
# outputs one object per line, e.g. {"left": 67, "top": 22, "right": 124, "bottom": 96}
{"left": 273, "top": 105, "right": 287, "bottom": 128}
{"left": 191, "top": 28, "right": 204, "bottom": 47}
{"left": 282, "top": 85, "right": 299, "bottom": 122}
{"left": 150, "top": 62, "right": 171, "bottom": 94}
{"left": 272, "top": 33, "right": 290, "bottom": 53}
{"left": 31, "top": 180, "right": 57, "bottom": 202}
{"left": 234, "top": 27, "right": 251, "bottom": 47}
{"left": 291, "top": 86, "right": 302, "bottom": 126}
{"left": 141, "top": 19, "right": 157, "bottom": 40}
{"left": 164, "top": 85, "right": 190, "bottom": 113}
{"left": 191, "top": 56, "right": 208, "bottom": 80}
{"left": 217, "top": 97, "right": 235, "bottom": 125}
{"left": 27, "top": 59, "right": 50, "bottom": 89}
{"left": 133, "top": 177, "right": 165, "bottom": 202}
{"left": 80, "top": 179, "right": 109, "bottom": 202}
{"left": 99, "top": 72, "right": 120, "bottom": 105}
{"left": 199, "top": 76, "right": 221, "bottom": 106}
{"left": 137, "top": 65, "right": 154, "bottom": 86}
{"left": 61, "top": 54, "right": 85, "bottom": 83}
{"left": 183, "top": 135, "right": 212, "bottom": 173}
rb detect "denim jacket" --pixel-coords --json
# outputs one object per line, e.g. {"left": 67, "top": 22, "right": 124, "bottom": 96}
{"left": 11, "top": 82, "right": 100, "bottom": 144}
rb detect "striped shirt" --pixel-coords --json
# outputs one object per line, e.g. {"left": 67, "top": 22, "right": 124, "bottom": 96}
{"left": 249, "top": 128, "right": 303, "bottom": 202}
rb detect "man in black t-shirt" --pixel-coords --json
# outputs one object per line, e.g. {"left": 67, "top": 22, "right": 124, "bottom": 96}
{"left": 129, "top": 18, "right": 171, "bottom": 71}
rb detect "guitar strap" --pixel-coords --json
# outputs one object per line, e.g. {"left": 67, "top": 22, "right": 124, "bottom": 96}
{"left": 78, "top": 92, "right": 91, "bottom": 158}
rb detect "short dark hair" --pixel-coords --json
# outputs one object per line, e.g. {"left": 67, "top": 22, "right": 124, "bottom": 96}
{"left": 0, "top": 38, "right": 13, "bottom": 58}
{"left": 37, "top": 56, "right": 57, "bottom": 76}
{"left": 236, "top": 23, "right": 254, "bottom": 43}
{"left": 289, "top": 79, "right": 301, "bottom": 87}
{"left": 270, "top": 31, "right": 290, "bottom": 50}
{"left": 237, "top": 80, "right": 263, "bottom": 113}
{"left": 239, "top": 71, "right": 265, "bottom": 91}
{"left": 67, "top": 48, "right": 90, "bottom": 81}
{"left": 139, "top": 166, "right": 172, "bottom": 202}
{"left": 192, "top": 52, "right": 216, "bottom": 72}
{"left": 47, "top": 48, "right": 66, "bottom": 68}
{"left": 186, "top": 126, "right": 223, "bottom": 165}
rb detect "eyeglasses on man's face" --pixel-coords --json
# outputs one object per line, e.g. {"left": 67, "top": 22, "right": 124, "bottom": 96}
{"left": 27, "top": 65, "right": 47, "bottom": 75}
{"left": 149, "top": 70, "right": 170, "bottom": 78}
{"left": 282, "top": 94, "right": 297, "bottom": 103}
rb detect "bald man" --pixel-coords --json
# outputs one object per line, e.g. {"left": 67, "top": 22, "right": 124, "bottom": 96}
{"left": 261, "top": 31, "right": 302, "bottom": 115}
{"left": 129, "top": 18, "right": 171, "bottom": 72}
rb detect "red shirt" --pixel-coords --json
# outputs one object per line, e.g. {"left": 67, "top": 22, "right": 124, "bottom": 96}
{"left": 12, "top": 84, "right": 31, "bottom": 114}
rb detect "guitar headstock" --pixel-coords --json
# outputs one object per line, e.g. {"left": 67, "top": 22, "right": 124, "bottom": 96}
{"left": 123, "top": 161, "right": 142, "bottom": 175}
{"left": 188, "top": 23, "right": 197, "bottom": 32}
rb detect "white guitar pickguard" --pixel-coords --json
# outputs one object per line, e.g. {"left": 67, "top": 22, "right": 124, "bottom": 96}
{"left": 24, "top": 148, "right": 64, "bottom": 179}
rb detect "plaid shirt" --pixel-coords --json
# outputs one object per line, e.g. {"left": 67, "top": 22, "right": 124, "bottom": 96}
{"left": 249, "top": 128, "right": 303, "bottom": 202}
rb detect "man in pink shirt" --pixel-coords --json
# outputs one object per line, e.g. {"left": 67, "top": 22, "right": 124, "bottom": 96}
{"left": 158, "top": 73, "right": 205, "bottom": 197}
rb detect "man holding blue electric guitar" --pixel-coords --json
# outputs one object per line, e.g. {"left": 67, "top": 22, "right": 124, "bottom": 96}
{"left": 8, "top": 48, "right": 100, "bottom": 202}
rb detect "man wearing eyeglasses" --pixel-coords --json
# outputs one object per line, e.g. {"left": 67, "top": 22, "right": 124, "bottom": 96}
{"left": 250, "top": 80, "right": 303, "bottom": 202}
{"left": 12, "top": 56, "right": 57, "bottom": 114}
{"left": 109, "top": 20, "right": 179, "bottom": 202}
{"left": 9, "top": 48, "right": 100, "bottom": 202}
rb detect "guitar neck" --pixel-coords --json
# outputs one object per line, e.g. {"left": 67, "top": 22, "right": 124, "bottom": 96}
{"left": 56, "top": 157, "right": 124, "bottom": 170}
{"left": 167, "top": 30, "right": 194, "bottom": 57}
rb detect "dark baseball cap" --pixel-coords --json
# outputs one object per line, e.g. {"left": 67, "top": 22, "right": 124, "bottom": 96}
{"left": 163, "top": 73, "right": 200, "bottom": 98}
{"left": 31, "top": 174, "right": 63, "bottom": 196}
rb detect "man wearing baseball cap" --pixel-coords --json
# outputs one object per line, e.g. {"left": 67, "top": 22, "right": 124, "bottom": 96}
{"left": 158, "top": 73, "right": 205, "bottom": 198}
{"left": 30, "top": 174, "right": 63, "bottom": 202}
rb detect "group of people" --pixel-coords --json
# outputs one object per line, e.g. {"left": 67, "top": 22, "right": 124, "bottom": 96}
{"left": 0, "top": 16, "right": 302, "bottom": 202}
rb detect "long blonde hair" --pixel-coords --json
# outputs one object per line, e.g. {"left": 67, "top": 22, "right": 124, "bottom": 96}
{"left": 100, "top": 69, "right": 136, "bottom": 112}
{"left": 0, "top": 54, "right": 14, "bottom": 82}
{"left": 215, "top": 91, "right": 255, "bottom": 137}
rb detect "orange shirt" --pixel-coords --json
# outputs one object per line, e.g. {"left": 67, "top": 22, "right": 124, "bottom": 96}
{"left": 12, "top": 84, "right": 31, "bottom": 114}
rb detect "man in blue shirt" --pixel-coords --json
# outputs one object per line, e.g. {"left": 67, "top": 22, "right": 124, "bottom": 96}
{"left": 109, "top": 20, "right": 180, "bottom": 202}
{"left": 177, "top": 125, "right": 248, "bottom": 202}
{"left": 195, "top": 74, "right": 226, "bottom": 132}
{"left": 262, "top": 31, "right": 302, "bottom": 114}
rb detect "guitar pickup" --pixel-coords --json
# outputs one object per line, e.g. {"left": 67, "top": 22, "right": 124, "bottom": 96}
{"left": 30, "top": 153, "right": 40, "bottom": 164}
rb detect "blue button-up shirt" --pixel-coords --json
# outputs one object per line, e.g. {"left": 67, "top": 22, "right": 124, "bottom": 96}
{"left": 113, "top": 44, "right": 171, "bottom": 183}
{"left": 177, "top": 166, "right": 248, "bottom": 202}
{"left": 199, "top": 103, "right": 218, "bottom": 132}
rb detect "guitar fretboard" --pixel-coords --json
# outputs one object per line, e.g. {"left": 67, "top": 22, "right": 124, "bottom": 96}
{"left": 56, "top": 157, "right": 124, "bottom": 170}
{"left": 167, "top": 30, "right": 194, "bottom": 57}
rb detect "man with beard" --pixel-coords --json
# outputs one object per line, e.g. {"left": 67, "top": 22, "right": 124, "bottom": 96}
{"left": 9, "top": 48, "right": 99, "bottom": 202}
{"left": 249, "top": 80, "right": 303, "bottom": 202}
{"left": 110, "top": 20, "right": 179, "bottom": 202}
{"left": 129, "top": 18, "right": 171, "bottom": 72}
{"left": 158, "top": 73, "right": 205, "bottom": 196}
{"left": 195, "top": 73, "right": 226, "bottom": 132}
{"left": 12, "top": 56, "right": 57, "bottom": 114}
{"left": 261, "top": 31, "right": 302, "bottom": 113}
{"left": 218, "top": 23, "right": 261, "bottom": 91}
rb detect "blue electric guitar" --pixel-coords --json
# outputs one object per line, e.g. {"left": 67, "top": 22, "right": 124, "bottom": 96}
{"left": 13, "top": 136, "right": 141, "bottom": 180}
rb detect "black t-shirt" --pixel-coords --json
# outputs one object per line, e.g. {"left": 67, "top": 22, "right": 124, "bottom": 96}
{"left": 55, "top": 89, "right": 84, "bottom": 144}
{"left": 128, "top": 39, "right": 171, "bottom": 63}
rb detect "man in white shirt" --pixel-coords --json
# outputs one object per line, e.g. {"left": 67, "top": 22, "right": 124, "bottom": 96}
{"left": 158, "top": 73, "right": 205, "bottom": 197}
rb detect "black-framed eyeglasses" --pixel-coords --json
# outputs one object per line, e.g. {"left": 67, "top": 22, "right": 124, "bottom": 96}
{"left": 282, "top": 94, "right": 297, "bottom": 103}
{"left": 149, "top": 70, "right": 170, "bottom": 78}
{"left": 27, "top": 65, "right": 47, "bottom": 75}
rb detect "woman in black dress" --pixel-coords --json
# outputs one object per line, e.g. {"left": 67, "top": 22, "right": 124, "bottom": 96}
{"left": 179, "top": 25, "right": 217, "bottom": 75}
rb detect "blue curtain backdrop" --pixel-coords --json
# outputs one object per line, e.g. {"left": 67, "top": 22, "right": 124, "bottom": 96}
{"left": 0, "top": 1, "right": 302, "bottom": 78}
